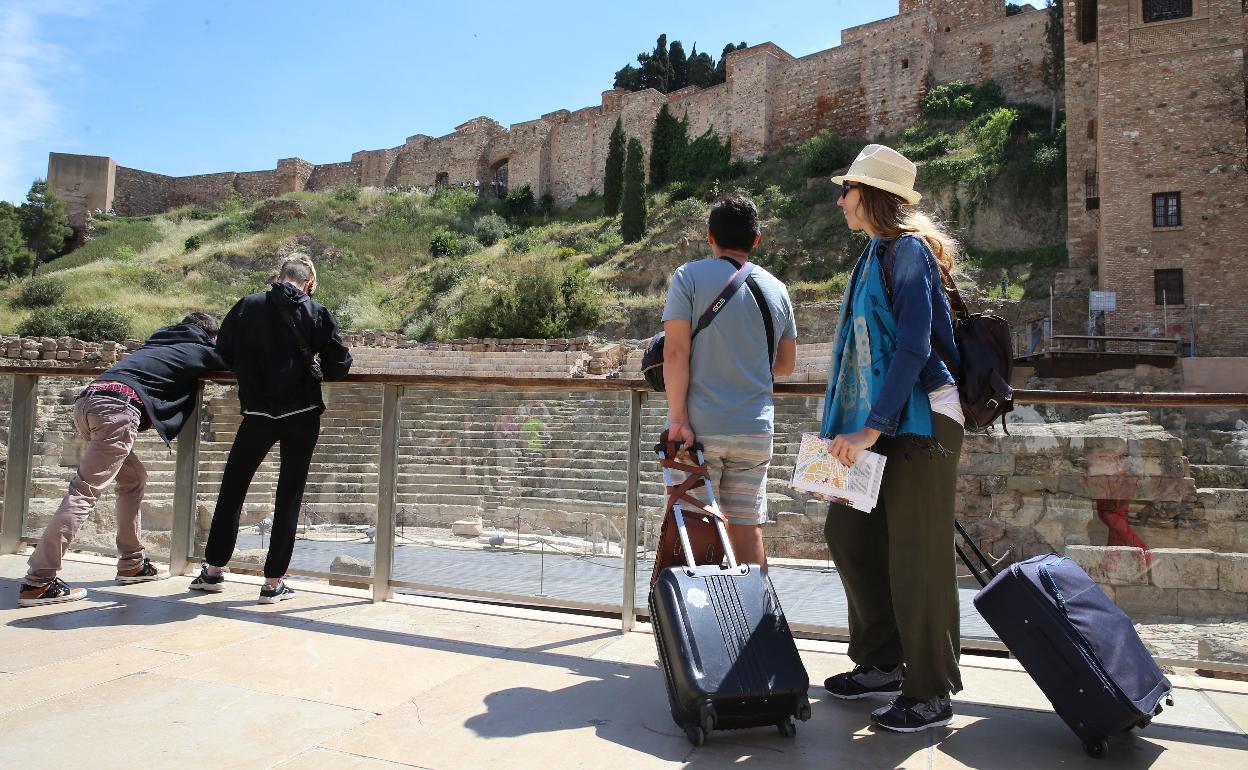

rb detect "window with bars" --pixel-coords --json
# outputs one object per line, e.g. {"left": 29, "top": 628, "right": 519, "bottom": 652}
{"left": 1144, "top": 0, "right": 1193, "bottom": 23}
{"left": 1085, "top": 171, "right": 1099, "bottom": 211}
{"left": 1154, "top": 269, "right": 1184, "bottom": 306}
{"left": 1153, "top": 192, "right": 1181, "bottom": 227}
{"left": 1078, "top": 0, "right": 1098, "bottom": 43}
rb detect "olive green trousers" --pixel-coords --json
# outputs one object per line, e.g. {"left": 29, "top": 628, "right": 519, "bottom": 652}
{"left": 824, "top": 414, "right": 965, "bottom": 699}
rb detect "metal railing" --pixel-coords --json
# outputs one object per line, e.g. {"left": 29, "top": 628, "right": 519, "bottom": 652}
{"left": 2, "top": 363, "right": 1246, "bottom": 667}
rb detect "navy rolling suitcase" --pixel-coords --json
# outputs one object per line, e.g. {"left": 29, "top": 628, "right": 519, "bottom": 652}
{"left": 957, "top": 523, "right": 1173, "bottom": 758}
{"left": 648, "top": 438, "right": 811, "bottom": 746}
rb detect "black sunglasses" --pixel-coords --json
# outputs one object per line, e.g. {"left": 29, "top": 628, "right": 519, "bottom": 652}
{"left": 839, "top": 181, "right": 859, "bottom": 199}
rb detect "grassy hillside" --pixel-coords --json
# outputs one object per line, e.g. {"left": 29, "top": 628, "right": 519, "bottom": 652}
{"left": 4, "top": 81, "right": 1068, "bottom": 342}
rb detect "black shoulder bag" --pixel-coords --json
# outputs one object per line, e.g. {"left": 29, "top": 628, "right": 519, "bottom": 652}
{"left": 275, "top": 303, "right": 324, "bottom": 382}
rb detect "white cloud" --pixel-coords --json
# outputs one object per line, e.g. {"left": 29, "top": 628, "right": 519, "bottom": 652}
{"left": 0, "top": 1, "right": 100, "bottom": 203}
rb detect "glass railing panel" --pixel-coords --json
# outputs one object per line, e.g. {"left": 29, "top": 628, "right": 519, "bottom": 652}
{"left": 392, "top": 386, "right": 628, "bottom": 610}
{"left": 0, "top": 374, "right": 11, "bottom": 531}
{"left": 18, "top": 376, "right": 180, "bottom": 564}
{"left": 192, "top": 381, "right": 382, "bottom": 583}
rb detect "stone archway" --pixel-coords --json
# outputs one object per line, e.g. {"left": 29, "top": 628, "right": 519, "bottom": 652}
{"left": 489, "top": 159, "right": 508, "bottom": 198}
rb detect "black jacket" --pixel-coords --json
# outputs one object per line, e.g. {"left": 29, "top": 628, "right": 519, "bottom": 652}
{"left": 97, "top": 323, "right": 226, "bottom": 444}
{"left": 216, "top": 282, "right": 353, "bottom": 418}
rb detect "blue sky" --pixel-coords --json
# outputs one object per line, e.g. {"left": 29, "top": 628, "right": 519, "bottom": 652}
{"left": 0, "top": 1, "right": 1042, "bottom": 204}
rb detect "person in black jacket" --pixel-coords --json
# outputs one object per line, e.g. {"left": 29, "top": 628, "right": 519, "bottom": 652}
{"left": 191, "top": 254, "right": 352, "bottom": 604}
{"left": 18, "top": 312, "right": 225, "bottom": 607}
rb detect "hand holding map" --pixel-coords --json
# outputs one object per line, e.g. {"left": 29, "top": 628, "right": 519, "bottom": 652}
{"left": 790, "top": 433, "right": 887, "bottom": 513}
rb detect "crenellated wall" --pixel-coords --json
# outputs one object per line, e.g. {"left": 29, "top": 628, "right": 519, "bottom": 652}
{"left": 50, "top": 1, "right": 1053, "bottom": 215}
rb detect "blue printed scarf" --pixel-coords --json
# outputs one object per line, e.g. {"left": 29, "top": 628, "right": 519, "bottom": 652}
{"left": 821, "top": 239, "right": 933, "bottom": 440}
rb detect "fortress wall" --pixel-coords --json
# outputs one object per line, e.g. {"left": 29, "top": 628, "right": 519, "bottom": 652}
{"left": 771, "top": 43, "right": 868, "bottom": 148}
{"left": 306, "top": 161, "right": 362, "bottom": 190}
{"left": 934, "top": 10, "right": 1051, "bottom": 106}
{"left": 111, "top": 166, "right": 174, "bottom": 217}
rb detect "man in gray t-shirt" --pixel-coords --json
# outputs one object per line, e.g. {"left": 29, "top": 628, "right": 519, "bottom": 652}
{"left": 662, "top": 194, "right": 798, "bottom": 570}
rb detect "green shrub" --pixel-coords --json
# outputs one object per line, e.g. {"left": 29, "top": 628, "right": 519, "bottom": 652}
{"left": 504, "top": 185, "right": 536, "bottom": 222}
{"left": 204, "top": 213, "right": 253, "bottom": 242}
{"left": 898, "top": 131, "right": 953, "bottom": 161}
{"left": 507, "top": 228, "right": 547, "bottom": 255}
{"left": 332, "top": 184, "right": 361, "bottom": 203}
{"left": 795, "top": 129, "right": 857, "bottom": 179}
{"left": 454, "top": 259, "right": 604, "bottom": 339}
{"left": 670, "top": 197, "right": 706, "bottom": 221}
{"left": 17, "top": 306, "right": 130, "bottom": 342}
{"left": 921, "top": 80, "right": 1005, "bottom": 121}
{"left": 187, "top": 206, "right": 218, "bottom": 220}
{"left": 429, "top": 231, "right": 457, "bottom": 257}
{"left": 184, "top": 234, "right": 203, "bottom": 251}
{"left": 975, "top": 107, "right": 1017, "bottom": 165}
{"left": 14, "top": 276, "right": 66, "bottom": 308}
{"left": 473, "top": 213, "right": 509, "bottom": 246}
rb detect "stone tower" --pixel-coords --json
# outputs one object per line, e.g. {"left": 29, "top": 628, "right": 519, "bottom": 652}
{"left": 899, "top": 0, "right": 1006, "bottom": 31}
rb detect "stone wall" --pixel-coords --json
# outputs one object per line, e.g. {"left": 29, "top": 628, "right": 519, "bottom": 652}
{"left": 53, "top": 1, "right": 1054, "bottom": 215}
{"left": 1066, "top": 545, "right": 1248, "bottom": 617}
{"left": 111, "top": 166, "right": 173, "bottom": 217}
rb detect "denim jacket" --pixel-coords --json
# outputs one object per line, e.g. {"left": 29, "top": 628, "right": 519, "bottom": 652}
{"left": 860, "top": 234, "right": 960, "bottom": 435}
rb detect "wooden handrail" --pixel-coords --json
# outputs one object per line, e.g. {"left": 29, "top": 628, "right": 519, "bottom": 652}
{"left": 1, "top": 364, "right": 1246, "bottom": 407}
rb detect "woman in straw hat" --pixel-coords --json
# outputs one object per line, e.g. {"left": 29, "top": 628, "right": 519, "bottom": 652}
{"left": 818, "top": 144, "right": 965, "bottom": 732}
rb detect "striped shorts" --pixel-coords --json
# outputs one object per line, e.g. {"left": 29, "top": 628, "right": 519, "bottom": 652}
{"left": 685, "top": 434, "right": 773, "bottom": 526}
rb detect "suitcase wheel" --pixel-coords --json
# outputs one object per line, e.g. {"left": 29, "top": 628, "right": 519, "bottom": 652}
{"left": 1083, "top": 738, "right": 1108, "bottom": 759}
{"left": 684, "top": 724, "right": 706, "bottom": 747}
{"left": 698, "top": 700, "right": 717, "bottom": 734}
{"left": 798, "top": 701, "right": 812, "bottom": 722}
{"left": 777, "top": 718, "right": 797, "bottom": 738}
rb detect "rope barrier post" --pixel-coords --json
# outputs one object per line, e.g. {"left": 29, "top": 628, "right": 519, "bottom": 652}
{"left": 621, "top": 389, "right": 643, "bottom": 632}
{"left": 1, "top": 374, "right": 38, "bottom": 555}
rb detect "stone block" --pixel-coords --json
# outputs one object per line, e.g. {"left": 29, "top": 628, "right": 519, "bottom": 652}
{"left": 451, "top": 518, "right": 483, "bottom": 538}
{"left": 1198, "top": 636, "right": 1248, "bottom": 666}
{"left": 1113, "top": 585, "right": 1180, "bottom": 617}
{"left": 1217, "top": 552, "right": 1248, "bottom": 594}
{"left": 1149, "top": 548, "right": 1220, "bottom": 590}
{"left": 960, "top": 453, "right": 1014, "bottom": 475}
{"left": 1171, "top": 589, "right": 1248, "bottom": 618}
{"left": 329, "top": 554, "right": 372, "bottom": 587}
{"left": 1007, "top": 475, "right": 1058, "bottom": 493}
{"left": 1064, "top": 545, "right": 1150, "bottom": 586}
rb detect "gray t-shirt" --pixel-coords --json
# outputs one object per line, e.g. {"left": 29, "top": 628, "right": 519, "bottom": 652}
{"left": 662, "top": 257, "right": 798, "bottom": 436}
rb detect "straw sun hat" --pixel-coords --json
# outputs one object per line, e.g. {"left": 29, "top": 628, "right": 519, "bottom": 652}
{"left": 830, "top": 144, "right": 922, "bottom": 205}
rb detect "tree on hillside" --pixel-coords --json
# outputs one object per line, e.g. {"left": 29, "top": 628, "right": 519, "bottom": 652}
{"left": 671, "top": 127, "right": 731, "bottom": 183}
{"left": 712, "top": 42, "right": 747, "bottom": 85}
{"left": 639, "top": 34, "right": 673, "bottom": 92}
{"left": 649, "top": 105, "right": 688, "bottom": 188}
{"left": 0, "top": 201, "right": 36, "bottom": 278}
{"left": 687, "top": 44, "right": 714, "bottom": 88}
{"left": 1041, "top": 0, "right": 1065, "bottom": 134}
{"left": 603, "top": 118, "right": 626, "bottom": 216}
{"left": 669, "top": 41, "right": 689, "bottom": 92}
{"left": 19, "top": 180, "right": 73, "bottom": 273}
{"left": 621, "top": 138, "right": 647, "bottom": 243}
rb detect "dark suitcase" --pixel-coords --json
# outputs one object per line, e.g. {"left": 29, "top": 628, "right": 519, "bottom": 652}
{"left": 957, "top": 522, "right": 1173, "bottom": 758}
{"left": 648, "top": 438, "right": 811, "bottom": 746}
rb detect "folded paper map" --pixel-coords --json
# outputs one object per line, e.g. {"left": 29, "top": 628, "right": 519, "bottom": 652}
{"left": 791, "top": 432, "right": 887, "bottom": 513}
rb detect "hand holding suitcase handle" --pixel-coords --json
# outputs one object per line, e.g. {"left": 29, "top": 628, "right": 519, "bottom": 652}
{"left": 655, "top": 430, "right": 739, "bottom": 573}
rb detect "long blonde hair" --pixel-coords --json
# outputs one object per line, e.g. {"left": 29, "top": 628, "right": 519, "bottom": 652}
{"left": 858, "top": 185, "right": 958, "bottom": 288}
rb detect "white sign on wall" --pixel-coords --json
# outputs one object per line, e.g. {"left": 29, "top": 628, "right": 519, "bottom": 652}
{"left": 1089, "top": 291, "right": 1117, "bottom": 312}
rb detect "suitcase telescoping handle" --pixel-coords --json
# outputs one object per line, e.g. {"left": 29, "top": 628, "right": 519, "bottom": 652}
{"left": 955, "top": 519, "right": 998, "bottom": 589}
{"left": 656, "top": 440, "right": 740, "bottom": 574}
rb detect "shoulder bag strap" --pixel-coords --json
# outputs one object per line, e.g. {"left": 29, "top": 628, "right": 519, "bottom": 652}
{"left": 689, "top": 259, "right": 756, "bottom": 341}
{"left": 745, "top": 276, "right": 776, "bottom": 373}
{"left": 275, "top": 302, "right": 317, "bottom": 368}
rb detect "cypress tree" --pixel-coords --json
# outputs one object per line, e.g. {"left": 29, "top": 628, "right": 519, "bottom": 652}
{"left": 620, "top": 138, "right": 647, "bottom": 243}
{"left": 688, "top": 44, "right": 714, "bottom": 88}
{"left": 640, "top": 34, "right": 672, "bottom": 93}
{"left": 603, "top": 118, "right": 626, "bottom": 216}
{"left": 1041, "top": 0, "right": 1065, "bottom": 134}
{"left": 669, "top": 41, "right": 688, "bottom": 91}
{"left": 19, "top": 180, "right": 73, "bottom": 271}
{"left": 613, "top": 64, "right": 640, "bottom": 91}
{"left": 649, "top": 105, "right": 683, "bottom": 188}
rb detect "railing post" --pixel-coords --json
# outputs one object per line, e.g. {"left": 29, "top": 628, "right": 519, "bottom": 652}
{"left": 621, "top": 389, "right": 643, "bottom": 631}
{"left": 1, "top": 374, "right": 38, "bottom": 555}
{"left": 169, "top": 383, "right": 202, "bottom": 576}
{"left": 373, "top": 384, "right": 400, "bottom": 602}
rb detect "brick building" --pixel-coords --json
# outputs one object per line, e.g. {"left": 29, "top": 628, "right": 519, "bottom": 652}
{"left": 1065, "top": 0, "right": 1248, "bottom": 356}
{"left": 48, "top": 1, "right": 1049, "bottom": 220}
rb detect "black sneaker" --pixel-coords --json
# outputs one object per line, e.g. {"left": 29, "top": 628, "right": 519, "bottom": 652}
{"left": 824, "top": 664, "right": 905, "bottom": 700}
{"left": 18, "top": 578, "right": 87, "bottom": 607}
{"left": 116, "top": 558, "right": 171, "bottom": 584}
{"left": 871, "top": 695, "right": 954, "bottom": 733}
{"left": 258, "top": 580, "right": 295, "bottom": 605}
{"left": 189, "top": 564, "right": 226, "bottom": 593}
